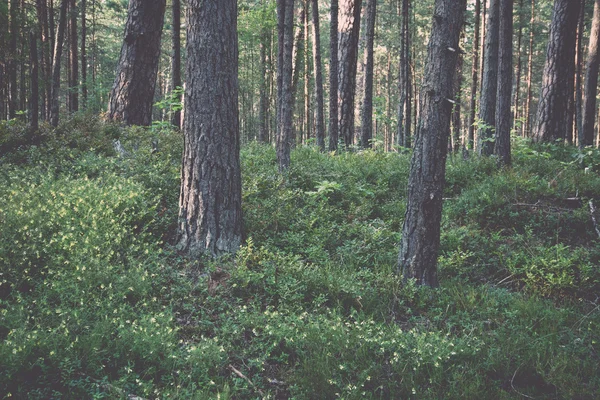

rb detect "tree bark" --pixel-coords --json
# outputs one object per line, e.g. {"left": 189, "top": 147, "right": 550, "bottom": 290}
{"left": 512, "top": 0, "right": 523, "bottom": 132}
{"left": 276, "top": 0, "right": 295, "bottom": 171}
{"left": 8, "top": 0, "right": 19, "bottom": 119}
{"left": 36, "top": 0, "right": 52, "bottom": 120}
{"left": 574, "top": 0, "right": 585, "bottom": 145}
{"left": 582, "top": 0, "right": 600, "bottom": 147}
{"left": 451, "top": 29, "right": 464, "bottom": 154}
{"left": 50, "top": 0, "right": 68, "bottom": 127}
{"left": 80, "top": 0, "right": 87, "bottom": 109}
{"left": 171, "top": 0, "right": 182, "bottom": 129}
{"left": 311, "top": 0, "right": 326, "bottom": 150}
{"left": 523, "top": 0, "right": 535, "bottom": 137}
{"left": 495, "top": 0, "right": 513, "bottom": 166}
{"left": 532, "top": 0, "right": 581, "bottom": 143}
{"left": 107, "top": 0, "right": 166, "bottom": 126}
{"left": 467, "top": 0, "right": 481, "bottom": 150}
{"left": 398, "top": 0, "right": 466, "bottom": 287}
{"left": 477, "top": 0, "right": 499, "bottom": 156}
{"left": 177, "top": 0, "right": 243, "bottom": 258}
{"left": 68, "top": 0, "right": 78, "bottom": 113}
{"left": 30, "top": 30, "right": 39, "bottom": 131}
{"left": 338, "top": 0, "right": 363, "bottom": 147}
{"left": 360, "top": 0, "right": 376, "bottom": 148}
{"left": 329, "top": 0, "right": 340, "bottom": 151}
{"left": 258, "top": 23, "right": 270, "bottom": 143}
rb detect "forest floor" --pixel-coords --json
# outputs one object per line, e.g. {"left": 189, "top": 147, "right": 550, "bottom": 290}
{"left": 1, "top": 115, "right": 600, "bottom": 399}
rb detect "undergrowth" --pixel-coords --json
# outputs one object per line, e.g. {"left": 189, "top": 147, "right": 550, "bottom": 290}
{"left": 1, "top": 118, "right": 600, "bottom": 398}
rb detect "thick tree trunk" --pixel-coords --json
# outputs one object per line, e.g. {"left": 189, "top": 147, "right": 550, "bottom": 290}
{"left": 360, "top": 0, "right": 376, "bottom": 148}
{"left": 398, "top": 0, "right": 466, "bottom": 287}
{"left": 338, "top": 0, "right": 363, "bottom": 147}
{"left": 532, "top": 0, "right": 581, "bottom": 143}
{"left": 582, "top": 0, "right": 600, "bottom": 147}
{"left": 467, "top": 0, "right": 481, "bottom": 150}
{"left": 81, "top": 0, "right": 87, "bottom": 108}
{"left": 30, "top": 30, "right": 39, "bottom": 131}
{"left": 107, "top": 0, "right": 166, "bottom": 126}
{"left": 329, "top": 0, "right": 340, "bottom": 151}
{"left": 477, "top": 0, "right": 499, "bottom": 156}
{"left": 177, "top": 0, "right": 242, "bottom": 258}
{"left": 276, "top": 0, "right": 295, "bottom": 171}
{"left": 523, "top": 0, "right": 535, "bottom": 137}
{"left": 68, "top": 0, "right": 78, "bottom": 113}
{"left": 311, "top": 0, "right": 326, "bottom": 150}
{"left": 495, "top": 0, "right": 513, "bottom": 166}
{"left": 50, "top": 0, "right": 68, "bottom": 127}
{"left": 171, "top": 0, "right": 182, "bottom": 129}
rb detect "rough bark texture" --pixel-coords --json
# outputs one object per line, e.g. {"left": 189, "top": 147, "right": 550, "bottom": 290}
{"left": 583, "top": 0, "right": 600, "bottom": 147}
{"left": 276, "top": 0, "right": 295, "bottom": 171}
{"left": 523, "top": 0, "right": 535, "bottom": 137}
{"left": 171, "top": 0, "right": 182, "bottom": 129}
{"left": 177, "top": 0, "right": 243, "bottom": 258}
{"left": 338, "top": 0, "right": 363, "bottom": 147}
{"left": 329, "top": 0, "right": 340, "bottom": 151}
{"left": 575, "top": 1, "right": 585, "bottom": 145}
{"left": 360, "top": 0, "right": 376, "bottom": 148}
{"left": 467, "top": 0, "right": 480, "bottom": 150}
{"left": 398, "top": 0, "right": 466, "bottom": 287}
{"left": 477, "top": 0, "right": 499, "bottom": 156}
{"left": 81, "top": 0, "right": 87, "bottom": 108}
{"left": 50, "top": 0, "right": 68, "bottom": 127}
{"left": 495, "top": 0, "right": 513, "bottom": 166}
{"left": 532, "top": 0, "right": 580, "bottom": 143}
{"left": 311, "top": 0, "right": 326, "bottom": 150}
{"left": 107, "top": 0, "right": 166, "bottom": 126}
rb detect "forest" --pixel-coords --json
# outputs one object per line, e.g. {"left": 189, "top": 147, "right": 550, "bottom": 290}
{"left": 2, "top": 0, "right": 600, "bottom": 398}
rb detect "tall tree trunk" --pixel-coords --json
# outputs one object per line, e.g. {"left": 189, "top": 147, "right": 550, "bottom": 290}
{"left": 582, "top": 0, "right": 600, "bottom": 147}
{"left": 36, "top": 0, "right": 52, "bottom": 120}
{"left": 477, "top": 0, "right": 499, "bottom": 156}
{"left": 338, "top": 0, "right": 363, "bottom": 147}
{"left": 404, "top": 1, "right": 412, "bottom": 149}
{"left": 68, "top": 0, "right": 78, "bottom": 113}
{"left": 311, "top": 0, "right": 326, "bottom": 150}
{"left": 304, "top": 0, "right": 311, "bottom": 144}
{"left": 513, "top": 0, "right": 523, "bottom": 131}
{"left": 0, "top": 6, "right": 6, "bottom": 119}
{"left": 467, "top": 0, "right": 481, "bottom": 150}
{"left": 495, "top": 0, "right": 513, "bottom": 166}
{"left": 81, "top": 0, "right": 87, "bottom": 108}
{"left": 50, "top": 0, "right": 68, "bottom": 127}
{"left": 171, "top": 0, "right": 182, "bottom": 128}
{"left": 177, "top": 0, "right": 242, "bottom": 257}
{"left": 360, "top": 0, "right": 376, "bottom": 148}
{"left": 398, "top": 0, "right": 467, "bottom": 287}
{"left": 30, "top": 30, "right": 39, "bottom": 131}
{"left": 523, "top": 0, "right": 535, "bottom": 137}
{"left": 532, "top": 0, "right": 581, "bottom": 143}
{"left": 107, "top": 0, "right": 166, "bottom": 126}
{"left": 574, "top": 1, "right": 585, "bottom": 145}
{"left": 8, "top": 0, "right": 19, "bottom": 119}
{"left": 276, "top": 0, "right": 295, "bottom": 171}
{"left": 397, "top": 0, "right": 412, "bottom": 148}
{"left": 329, "top": 0, "right": 340, "bottom": 151}
{"left": 258, "top": 25, "right": 269, "bottom": 143}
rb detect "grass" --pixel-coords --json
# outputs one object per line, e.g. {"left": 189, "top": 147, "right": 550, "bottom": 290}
{"left": 1, "top": 118, "right": 600, "bottom": 398}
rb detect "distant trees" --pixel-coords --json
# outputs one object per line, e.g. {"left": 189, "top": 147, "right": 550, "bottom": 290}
{"left": 177, "top": 0, "right": 243, "bottom": 257}
{"left": 398, "top": 0, "right": 466, "bottom": 286}
{"left": 107, "top": 0, "right": 166, "bottom": 126}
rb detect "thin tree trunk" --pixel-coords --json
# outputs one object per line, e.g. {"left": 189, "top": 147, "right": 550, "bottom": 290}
{"left": 397, "top": 0, "right": 412, "bottom": 149}
{"left": 304, "top": 0, "right": 311, "bottom": 144}
{"left": 582, "top": 0, "right": 600, "bottom": 147}
{"left": 276, "top": 0, "right": 295, "bottom": 171}
{"left": 0, "top": 7, "right": 6, "bottom": 119}
{"left": 451, "top": 29, "right": 464, "bottom": 154}
{"left": 329, "top": 0, "right": 339, "bottom": 151}
{"left": 68, "top": 0, "right": 78, "bottom": 113}
{"left": 467, "top": 0, "right": 481, "bottom": 150}
{"left": 36, "top": 0, "right": 52, "bottom": 120}
{"left": 177, "top": 0, "right": 242, "bottom": 257}
{"left": 171, "top": 0, "right": 182, "bottom": 128}
{"left": 311, "top": 0, "right": 325, "bottom": 150}
{"left": 50, "top": 0, "right": 68, "bottom": 127}
{"left": 8, "top": 0, "right": 19, "bottom": 119}
{"left": 338, "top": 0, "right": 363, "bottom": 148}
{"left": 81, "top": 0, "right": 87, "bottom": 108}
{"left": 477, "top": 0, "right": 499, "bottom": 155}
{"left": 532, "top": 0, "right": 581, "bottom": 143}
{"left": 360, "top": 0, "right": 376, "bottom": 148}
{"left": 398, "top": 0, "right": 467, "bottom": 287}
{"left": 523, "top": 0, "right": 535, "bottom": 137}
{"left": 30, "top": 30, "right": 39, "bottom": 131}
{"left": 574, "top": 0, "right": 585, "bottom": 145}
{"left": 495, "top": 0, "right": 513, "bottom": 166}
{"left": 259, "top": 25, "right": 269, "bottom": 142}
{"left": 513, "top": 0, "right": 523, "bottom": 131}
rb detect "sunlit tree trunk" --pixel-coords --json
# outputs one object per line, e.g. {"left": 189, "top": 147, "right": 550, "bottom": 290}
{"left": 107, "top": 0, "right": 166, "bottom": 126}
{"left": 177, "top": 0, "right": 242, "bottom": 257}
{"left": 360, "top": 0, "right": 376, "bottom": 148}
{"left": 171, "top": 0, "right": 182, "bottom": 129}
{"left": 523, "top": 0, "right": 535, "bottom": 137}
{"left": 311, "top": 0, "right": 326, "bottom": 150}
{"left": 329, "top": 0, "right": 340, "bottom": 151}
{"left": 513, "top": 0, "right": 523, "bottom": 131}
{"left": 398, "top": 0, "right": 466, "bottom": 287}
{"left": 467, "top": 0, "right": 481, "bottom": 150}
{"left": 582, "top": 0, "right": 600, "bottom": 147}
{"left": 50, "top": 0, "right": 68, "bottom": 127}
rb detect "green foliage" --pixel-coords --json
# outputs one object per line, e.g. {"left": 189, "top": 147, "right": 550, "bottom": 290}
{"left": 2, "top": 120, "right": 600, "bottom": 398}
